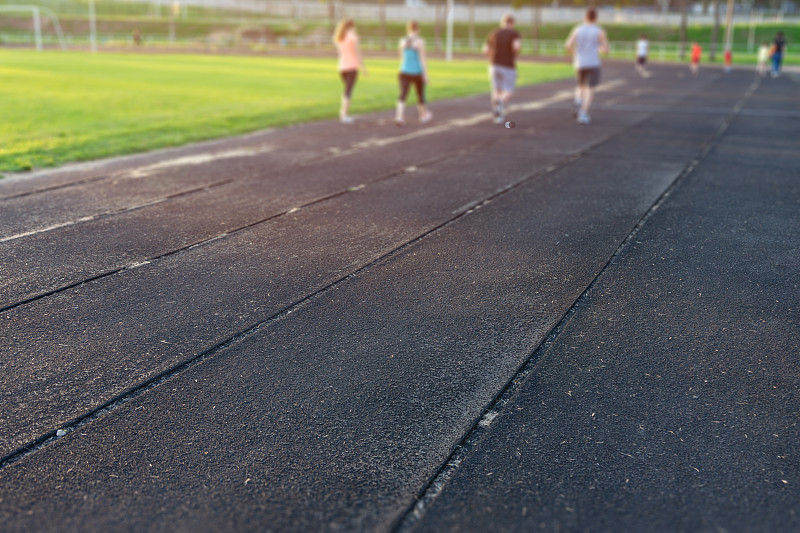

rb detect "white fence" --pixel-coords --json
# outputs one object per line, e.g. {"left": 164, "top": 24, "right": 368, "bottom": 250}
{"left": 137, "top": 0, "right": 792, "bottom": 25}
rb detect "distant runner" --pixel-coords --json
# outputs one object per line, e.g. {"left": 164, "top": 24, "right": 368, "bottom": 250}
{"left": 334, "top": 18, "right": 366, "bottom": 124}
{"left": 395, "top": 20, "right": 433, "bottom": 126}
{"left": 690, "top": 42, "right": 702, "bottom": 76}
{"left": 565, "top": 8, "right": 608, "bottom": 125}
{"left": 771, "top": 31, "right": 787, "bottom": 78}
{"left": 757, "top": 41, "right": 770, "bottom": 76}
{"left": 635, "top": 33, "right": 649, "bottom": 77}
{"left": 483, "top": 14, "right": 521, "bottom": 125}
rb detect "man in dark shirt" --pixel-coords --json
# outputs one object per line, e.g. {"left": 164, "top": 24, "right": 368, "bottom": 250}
{"left": 483, "top": 14, "right": 522, "bottom": 124}
{"left": 771, "top": 31, "right": 787, "bottom": 77}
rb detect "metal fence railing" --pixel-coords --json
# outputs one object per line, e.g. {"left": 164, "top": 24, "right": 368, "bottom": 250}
{"left": 0, "top": 29, "right": 770, "bottom": 64}
{"left": 1, "top": 0, "right": 794, "bottom": 60}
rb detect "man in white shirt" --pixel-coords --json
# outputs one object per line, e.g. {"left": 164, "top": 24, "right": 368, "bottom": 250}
{"left": 482, "top": 14, "right": 522, "bottom": 124}
{"left": 565, "top": 8, "right": 608, "bottom": 124}
{"left": 636, "top": 33, "right": 649, "bottom": 76}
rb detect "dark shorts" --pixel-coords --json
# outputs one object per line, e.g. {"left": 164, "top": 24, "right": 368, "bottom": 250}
{"left": 637, "top": 56, "right": 647, "bottom": 66}
{"left": 577, "top": 67, "right": 601, "bottom": 88}
{"left": 340, "top": 69, "right": 358, "bottom": 98}
{"left": 398, "top": 72, "right": 426, "bottom": 104}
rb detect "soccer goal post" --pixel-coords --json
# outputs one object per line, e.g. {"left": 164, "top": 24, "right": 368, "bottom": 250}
{"left": 0, "top": 5, "right": 67, "bottom": 50}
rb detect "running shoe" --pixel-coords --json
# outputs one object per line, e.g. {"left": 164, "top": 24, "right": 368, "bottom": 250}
{"left": 577, "top": 112, "right": 591, "bottom": 125}
{"left": 340, "top": 116, "right": 354, "bottom": 125}
{"left": 420, "top": 112, "right": 433, "bottom": 124}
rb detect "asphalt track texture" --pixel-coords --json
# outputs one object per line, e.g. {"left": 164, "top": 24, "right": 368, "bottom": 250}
{"left": 0, "top": 64, "right": 798, "bottom": 532}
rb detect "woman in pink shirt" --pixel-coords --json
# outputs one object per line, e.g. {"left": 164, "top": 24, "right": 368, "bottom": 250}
{"left": 333, "top": 19, "right": 366, "bottom": 124}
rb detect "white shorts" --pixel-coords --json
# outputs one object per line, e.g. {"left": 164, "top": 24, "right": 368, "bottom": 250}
{"left": 489, "top": 65, "right": 517, "bottom": 94}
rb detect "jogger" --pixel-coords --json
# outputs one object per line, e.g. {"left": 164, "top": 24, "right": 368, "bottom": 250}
{"left": 395, "top": 20, "right": 432, "bottom": 126}
{"left": 565, "top": 8, "right": 608, "bottom": 125}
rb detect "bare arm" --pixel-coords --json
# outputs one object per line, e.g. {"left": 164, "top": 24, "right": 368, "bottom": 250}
{"left": 599, "top": 29, "right": 609, "bottom": 55}
{"left": 512, "top": 37, "right": 521, "bottom": 57}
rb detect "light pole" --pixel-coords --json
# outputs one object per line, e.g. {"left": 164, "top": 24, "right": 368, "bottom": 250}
{"left": 445, "top": 0, "right": 454, "bottom": 61}
{"left": 89, "top": 0, "right": 97, "bottom": 52}
{"left": 723, "top": 0, "right": 735, "bottom": 53}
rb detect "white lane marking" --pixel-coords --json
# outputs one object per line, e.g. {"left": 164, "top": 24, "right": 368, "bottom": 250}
{"left": 121, "top": 145, "right": 274, "bottom": 179}
{"left": 0, "top": 182, "right": 227, "bottom": 243}
{"left": 343, "top": 81, "right": 626, "bottom": 154}
{"left": 118, "top": 82, "right": 624, "bottom": 179}
{"left": 0, "top": 216, "right": 94, "bottom": 243}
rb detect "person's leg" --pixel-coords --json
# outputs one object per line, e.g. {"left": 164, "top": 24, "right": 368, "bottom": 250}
{"left": 340, "top": 70, "right": 357, "bottom": 122}
{"left": 578, "top": 69, "right": 599, "bottom": 124}
{"left": 413, "top": 75, "right": 431, "bottom": 122}
{"left": 396, "top": 73, "right": 411, "bottom": 125}
{"left": 581, "top": 86, "right": 592, "bottom": 114}
{"left": 574, "top": 70, "right": 584, "bottom": 117}
{"left": 490, "top": 66, "right": 506, "bottom": 121}
{"left": 500, "top": 67, "right": 516, "bottom": 108}
{"left": 489, "top": 66, "right": 500, "bottom": 114}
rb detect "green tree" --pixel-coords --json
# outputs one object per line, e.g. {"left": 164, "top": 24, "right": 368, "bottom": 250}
{"left": 512, "top": 0, "right": 547, "bottom": 55}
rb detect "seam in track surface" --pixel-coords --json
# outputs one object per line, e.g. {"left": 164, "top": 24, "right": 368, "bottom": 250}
{"left": 0, "top": 142, "right": 479, "bottom": 314}
{"left": 0, "top": 72, "right": 729, "bottom": 473}
{"left": 391, "top": 75, "right": 761, "bottom": 533}
{"left": 0, "top": 179, "right": 234, "bottom": 244}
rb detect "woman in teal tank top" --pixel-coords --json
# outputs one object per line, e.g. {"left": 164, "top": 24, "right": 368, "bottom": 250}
{"left": 395, "top": 20, "right": 432, "bottom": 126}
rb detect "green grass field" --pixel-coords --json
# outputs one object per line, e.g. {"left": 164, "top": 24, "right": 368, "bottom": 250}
{"left": 0, "top": 50, "right": 573, "bottom": 174}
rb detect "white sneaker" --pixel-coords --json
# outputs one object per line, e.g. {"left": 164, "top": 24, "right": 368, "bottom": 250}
{"left": 420, "top": 111, "right": 433, "bottom": 124}
{"left": 577, "top": 112, "right": 591, "bottom": 124}
{"left": 340, "top": 116, "right": 354, "bottom": 125}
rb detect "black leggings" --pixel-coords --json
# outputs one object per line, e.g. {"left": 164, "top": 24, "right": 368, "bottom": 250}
{"left": 398, "top": 73, "right": 425, "bottom": 104}
{"left": 340, "top": 69, "right": 358, "bottom": 98}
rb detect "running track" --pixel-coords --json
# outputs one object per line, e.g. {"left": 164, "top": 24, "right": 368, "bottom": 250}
{"left": 1, "top": 63, "right": 798, "bottom": 532}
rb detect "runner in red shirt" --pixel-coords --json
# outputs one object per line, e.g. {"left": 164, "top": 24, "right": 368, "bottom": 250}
{"left": 690, "top": 42, "right": 702, "bottom": 76}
